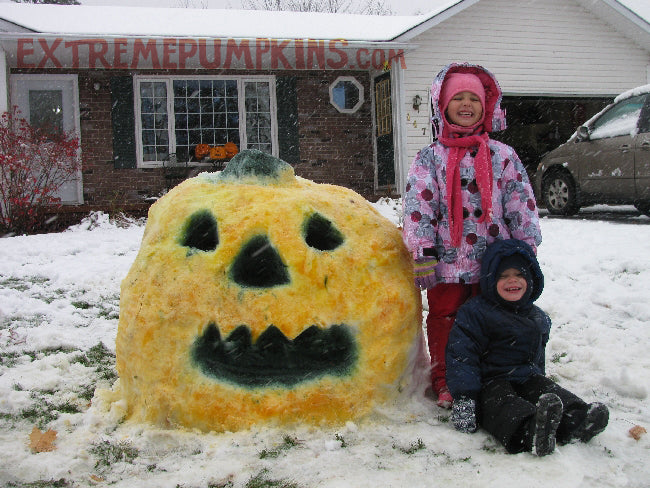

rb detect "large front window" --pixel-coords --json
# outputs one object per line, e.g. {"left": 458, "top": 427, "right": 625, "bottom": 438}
{"left": 135, "top": 76, "right": 277, "bottom": 166}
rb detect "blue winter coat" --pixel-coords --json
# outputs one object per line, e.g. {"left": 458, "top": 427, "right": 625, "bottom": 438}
{"left": 445, "top": 239, "right": 551, "bottom": 400}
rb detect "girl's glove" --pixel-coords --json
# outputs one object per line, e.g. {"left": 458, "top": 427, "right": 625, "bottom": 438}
{"left": 451, "top": 397, "right": 477, "bottom": 433}
{"left": 413, "top": 257, "right": 438, "bottom": 289}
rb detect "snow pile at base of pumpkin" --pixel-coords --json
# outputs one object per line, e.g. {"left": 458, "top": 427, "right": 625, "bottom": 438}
{"left": 109, "top": 150, "right": 427, "bottom": 432}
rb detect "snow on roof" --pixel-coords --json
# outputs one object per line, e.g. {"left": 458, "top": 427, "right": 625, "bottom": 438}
{"left": 0, "top": 3, "right": 432, "bottom": 42}
{"left": 0, "top": 0, "right": 647, "bottom": 42}
{"left": 618, "top": 0, "right": 650, "bottom": 25}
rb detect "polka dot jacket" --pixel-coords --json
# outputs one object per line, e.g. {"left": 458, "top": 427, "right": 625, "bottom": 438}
{"left": 402, "top": 139, "right": 542, "bottom": 285}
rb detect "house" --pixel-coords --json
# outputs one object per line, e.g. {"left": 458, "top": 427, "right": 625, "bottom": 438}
{"left": 0, "top": 3, "right": 417, "bottom": 226}
{"left": 394, "top": 0, "right": 650, "bottom": 181}
{"left": 0, "top": 0, "right": 649, "bottom": 226}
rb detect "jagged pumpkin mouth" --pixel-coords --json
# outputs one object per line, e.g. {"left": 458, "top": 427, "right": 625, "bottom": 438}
{"left": 191, "top": 323, "right": 358, "bottom": 388}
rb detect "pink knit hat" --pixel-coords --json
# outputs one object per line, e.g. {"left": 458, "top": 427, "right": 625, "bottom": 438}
{"left": 439, "top": 72, "right": 486, "bottom": 115}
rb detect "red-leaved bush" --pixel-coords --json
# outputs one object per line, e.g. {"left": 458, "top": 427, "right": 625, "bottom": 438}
{"left": 0, "top": 108, "right": 80, "bottom": 235}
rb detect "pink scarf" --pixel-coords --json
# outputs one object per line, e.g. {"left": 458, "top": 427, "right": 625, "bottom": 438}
{"left": 437, "top": 132, "right": 493, "bottom": 247}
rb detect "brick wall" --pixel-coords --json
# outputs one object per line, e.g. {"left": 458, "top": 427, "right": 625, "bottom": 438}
{"left": 293, "top": 71, "right": 376, "bottom": 199}
{"left": 16, "top": 68, "right": 381, "bottom": 223}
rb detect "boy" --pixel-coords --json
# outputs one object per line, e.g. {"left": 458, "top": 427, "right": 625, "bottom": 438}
{"left": 445, "top": 239, "right": 609, "bottom": 456}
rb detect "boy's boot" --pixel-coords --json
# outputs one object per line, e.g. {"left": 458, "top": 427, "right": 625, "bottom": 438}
{"left": 534, "top": 393, "right": 563, "bottom": 457}
{"left": 576, "top": 403, "right": 609, "bottom": 442}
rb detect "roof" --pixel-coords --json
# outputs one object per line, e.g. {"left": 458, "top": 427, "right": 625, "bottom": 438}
{"left": 0, "top": 0, "right": 647, "bottom": 44}
{"left": 392, "top": 0, "right": 650, "bottom": 43}
{"left": 0, "top": 3, "right": 429, "bottom": 41}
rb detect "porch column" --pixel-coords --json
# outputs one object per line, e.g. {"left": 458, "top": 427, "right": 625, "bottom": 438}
{"left": 391, "top": 61, "right": 408, "bottom": 196}
{"left": 0, "top": 47, "right": 8, "bottom": 114}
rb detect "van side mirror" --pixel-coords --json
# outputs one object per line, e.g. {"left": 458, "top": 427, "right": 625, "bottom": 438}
{"left": 576, "top": 125, "right": 590, "bottom": 141}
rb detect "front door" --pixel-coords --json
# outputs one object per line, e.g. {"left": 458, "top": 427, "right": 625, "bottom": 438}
{"left": 10, "top": 74, "right": 82, "bottom": 204}
{"left": 374, "top": 72, "right": 395, "bottom": 190}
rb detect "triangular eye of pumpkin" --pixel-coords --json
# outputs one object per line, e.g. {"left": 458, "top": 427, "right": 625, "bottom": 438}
{"left": 181, "top": 210, "right": 219, "bottom": 252}
{"left": 304, "top": 213, "right": 344, "bottom": 251}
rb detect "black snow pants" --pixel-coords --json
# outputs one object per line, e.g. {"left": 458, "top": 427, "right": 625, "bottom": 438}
{"left": 478, "top": 374, "right": 589, "bottom": 454}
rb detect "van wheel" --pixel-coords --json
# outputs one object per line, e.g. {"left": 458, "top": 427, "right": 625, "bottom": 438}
{"left": 635, "top": 201, "right": 650, "bottom": 216}
{"left": 542, "top": 172, "right": 580, "bottom": 215}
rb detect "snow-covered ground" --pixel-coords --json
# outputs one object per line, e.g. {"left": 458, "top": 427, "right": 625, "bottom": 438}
{"left": 0, "top": 203, "right": 649, "bottom": 488}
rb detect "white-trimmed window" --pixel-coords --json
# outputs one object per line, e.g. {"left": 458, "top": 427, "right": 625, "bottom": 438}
{"left": 329, "top": 76, "right": 364, "bottom": 114}
{"left": 134, "top": 75, "right": 277, "bottom": 166}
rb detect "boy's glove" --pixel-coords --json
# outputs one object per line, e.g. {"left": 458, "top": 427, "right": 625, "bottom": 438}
{"left": 413, "top": 257, "right": 438, "bottom": 289}
{"left": 451, "top": 397, "right": 478, "bottom": 433}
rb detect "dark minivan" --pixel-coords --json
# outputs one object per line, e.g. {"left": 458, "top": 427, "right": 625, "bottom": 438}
{"left": 535, "top": 85, "right": 650, "bottom": 216}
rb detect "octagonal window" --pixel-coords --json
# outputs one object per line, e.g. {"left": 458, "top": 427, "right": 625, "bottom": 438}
{"left": 329, "top": 77, "right": 364, "bottom": 114}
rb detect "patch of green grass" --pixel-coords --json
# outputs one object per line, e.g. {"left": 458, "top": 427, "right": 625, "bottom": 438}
{"left": 70, "top": 293, "right": 120, "bottom": 320}
{"left": 0, "top": 277, "right": 30, "bottom": 292}
{"left": 480, "top": 441, "right": 501, "bottom": 453}
{"left": 72, "top": 342, "right": 117, "bottom": 382}
{"left": 0, "top": 351, "right": 25, "bottom": 368}
{"left": 206, "top": 479, "right": 235, "bottom": 488}
{"left": 246, "top": 469, "right": 301, "bottom": 488}
{"left": 551, "top": 352, "right": 568, "bottom": 363}
{"left": 394, "top": 438, "right": 425, "bottom": 455}
{"left": 96, "top": 293, "right": 120, "bottom": 319}
{"left": 1, "top": 346, "right": 77, "bottom": 368}
{"left": 0, "top": 412, "right": 15, "bottom": 423}
{"left": 5, "top": 479, "right": 72, "bottom": 488}
{"left": 176, "top": 481, "right": 235, "bottom": 488}
{"left": 20, "top": 394, "right": 82, "bottom": 429}
{"left": 31, "top": 288, "right": 67, "bottom": 305}
{"left": 259, "top": 435, "right": 301, "bottom": 459}
{"left": 0, "top": 313, "right": 49, "bottom": 330}
{"left": 46, "top": 289, "right": 68, "bottom": 304}
{"left": 209, "top": 482, "right": 234, "bottom": 488}
{"left": 70, "top": 343, "right": 118, "bottom": 403}
{"left": 89, "top": 439, "right": 139, "bottom": 471}
{"left": 431, "top": 450, "right": 472, "bottom": 464}
{"left": 335, "top": 433, "right": 347, "bottom": 448}
{"left": 77, "top": 383, "right": 96, "bottom": 402}
{"left": 0, "top": 276, "right": 49, "bottom": 292}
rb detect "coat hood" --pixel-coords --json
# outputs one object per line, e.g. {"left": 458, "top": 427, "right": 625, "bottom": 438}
{"left": 480, "top": 239, "right": 544, "bottom": 307}
{"left": 430, "top": 62, "right": 507, "bottom": 139}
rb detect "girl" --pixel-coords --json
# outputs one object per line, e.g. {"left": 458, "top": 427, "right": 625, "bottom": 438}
{"left": 402, "top": 62, "right": 542, "bottom": 408}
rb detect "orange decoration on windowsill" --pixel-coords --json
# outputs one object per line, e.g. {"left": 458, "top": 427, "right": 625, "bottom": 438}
{"left": 224, "top": 141, "right": 239, "bottom": 158}
{"left": 195, "top": 143, "right": 238, "bottom": 161}
{"left": 194, "top": 144, "right": 210, "bottom": 159}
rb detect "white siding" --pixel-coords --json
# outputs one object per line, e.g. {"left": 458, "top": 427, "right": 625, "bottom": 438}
{"left": 398, "top": 0, "right": 650, "bottom": 188}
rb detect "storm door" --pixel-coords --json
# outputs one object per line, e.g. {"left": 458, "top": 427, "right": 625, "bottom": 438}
{"left": 10, "top": 75, "right": 82, "bottom": 204}
{"left": 374, "top": 72, "right": 395, "bottom": 189}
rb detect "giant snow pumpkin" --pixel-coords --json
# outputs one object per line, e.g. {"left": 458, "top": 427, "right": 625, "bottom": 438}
{"left": 116, "top": 150, "right": 424, "bottom": 432}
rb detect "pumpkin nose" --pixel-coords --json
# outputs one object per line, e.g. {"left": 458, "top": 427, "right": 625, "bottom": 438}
{"left": 230, "top": 235, "right": 290, "bottom": 288}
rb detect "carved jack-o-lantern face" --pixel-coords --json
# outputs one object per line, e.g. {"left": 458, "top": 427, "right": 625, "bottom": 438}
{"left": 116, "top": 150, "right": 423, "bottom": 432}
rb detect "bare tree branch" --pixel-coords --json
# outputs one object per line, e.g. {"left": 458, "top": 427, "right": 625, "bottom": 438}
{"left": 243, "top": 0, "right": 392, "bottom": 14}
{"left": 11, "top": 0, "right": 81, "bottom": 5}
